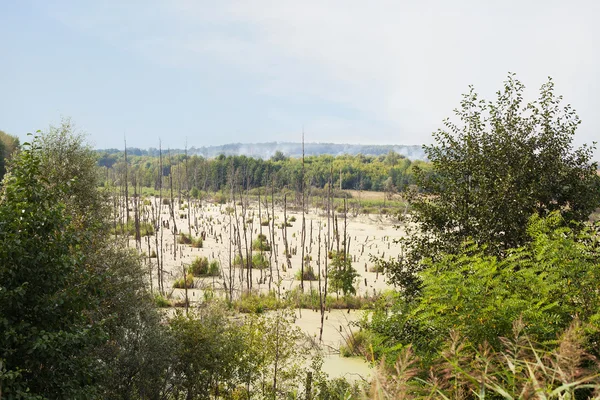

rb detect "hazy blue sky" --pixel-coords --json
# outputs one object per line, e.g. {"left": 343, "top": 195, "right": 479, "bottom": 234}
{"left": 1, "top": 1, "right": 598, "bottom": 150}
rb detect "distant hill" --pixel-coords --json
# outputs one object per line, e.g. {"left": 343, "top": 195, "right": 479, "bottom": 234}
{"left": 98, "top": 142, "right": 427, "bottom": 161}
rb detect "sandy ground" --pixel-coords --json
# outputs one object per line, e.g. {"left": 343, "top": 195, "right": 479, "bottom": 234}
{"left": 133, "top": 198, "right": 403, "bottom": 298}
{"left": 129, "top": 196, "right": 401, "bottom": 380}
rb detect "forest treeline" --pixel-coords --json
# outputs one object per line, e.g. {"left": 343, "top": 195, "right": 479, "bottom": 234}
{"left": 97, "top": 149, "right": 432, "bottom": 194}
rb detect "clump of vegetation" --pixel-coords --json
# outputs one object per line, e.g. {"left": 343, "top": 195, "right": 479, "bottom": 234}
{"left": 234, "top": 254, "right": 269, "bottom": 269}
{"left": 369, "top": 320, "right": 600, "bottom": 399}
{"left": 295, "top": 265, "right": 318, "bottom": 281}
{"left": 232, "top": 290, "right": 284, "bottom": 313}
{"left": 260, "top": 219, "right": 270, "bottom": 226}
{"left": 111, "top": 221, "right": 155, "bottom": 237}
{"left": 288, "top": 215, "right": 296, "bottom": 222}
{"left": 251, "top": 253, "right": 269, "bottom": 269}
{"left": 328, "top": 251, "right": 359, "bottom": 296}
{"left": 149, "top": 250, "right": 157, "bottom": 258}
{"left": 162, "top": 198, "right": 170, "bottom": 205}
{"left": 213, "top": 191, "right": 227, "bottom": 204}
{"left": 368, "top": 264, "right": 384, "bottom": 273}
{"left": 154, "top": 293, "right": 171, "bottom": 308}
{"left": 190, "top": 257, "right": 220, "bottom": 276}
{"left": 178, "top": 233, "right": 203, "bottom": 248}
{"left": 173, "top": 271, "right": 195, "bottom": 289}
{"left": 251, "top": 234, "right": 271, "bottom": 251}
{"left": 340, "top": 330, "right": 372, "bottom": 359}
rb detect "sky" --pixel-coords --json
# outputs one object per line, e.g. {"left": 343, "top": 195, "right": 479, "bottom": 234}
{"left": 1, "top": 0, "right": 599, "bottom": 151}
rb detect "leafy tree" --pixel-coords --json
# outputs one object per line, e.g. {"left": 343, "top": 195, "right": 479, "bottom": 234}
{"left": 0, "top": 136, "right": 106, "bottom": 398}
{"left": 38, "top": 118, "right": 104, "bottom": 226}
{"left": 384, "top": 74, "right": 600, "bottom": 294}
{"left": 328, "top": 251, "right": 359, "bottom": 296}
{"left": 1, "top": 125, "right": 169, "bottom": 399}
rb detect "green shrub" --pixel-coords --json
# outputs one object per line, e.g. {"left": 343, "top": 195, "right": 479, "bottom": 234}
{"left": 368, "top": 264, "right": 384, "bottom": 273}
{"left": 173, "top": 271, "right": 195, "bottom": 289}
{"left": 260, "top": 220, "right": 270, "bottom": 226}
{"left": 190, "top": 256, "right": 209, "bottom": 275}
{"left": 232, "top": 290, "right": 283, "bottom": 313}
{"left": 208, "top": 260, "right": 220, "bottom": 276}
{"left": 178, "top": 233, "right": 203, "bottom": 248}
{"left": 234, "top": 254, "right": 269, "bottom": 270}
{"left": 340, "top": 330, "right": 371, "bottom": 358}
{"left": 110, "top": 221, "right": 155, "bottom": 237}
{"left": 288, "top": 216, "right": 296, "bottom": 222}
{"left": 252, "top": 234, "right": 271, "bottom": 251}
{"left": 252, "top": 253, "right": 269, "bottom": 269}
{"left": 154, "top": 293, "right": 171, "bottom": 308}
{"left": 295, "top": 265, "right": 318, "bottom": 281}
{"left": 178, "top": 233, "right": 192, "bottom": 245}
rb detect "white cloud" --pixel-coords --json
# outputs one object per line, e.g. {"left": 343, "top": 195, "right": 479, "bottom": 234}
{"left": 45, "top": 0, "right": 600, "bottom": 147}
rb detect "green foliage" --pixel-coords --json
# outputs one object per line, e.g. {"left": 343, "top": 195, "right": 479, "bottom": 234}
{"left": 178, "top": 232, "right": 203, "bottom": 248}
{"left": 168, "top": 304, "right": 247, "bottom": 399}
{"left": 190, "top": 256, "right": 220, "bottom": 277}
{"left": 369, "top": 320, "right": 600, "bottom": 399}
{"left": 112, "top": 220, "right": 155, "bottom": 237}
{"left": 340, "top": 330, "right": 372, "bottom": 359}
{"left": 252, "top": 233, "right": 271, "bottom": 251}
{"left": 385, "top": 74, "right": 600, "bottom": 294}
{"left": 366, "top": 213, "right": 600, "bottom": 364}
{"left": 154, "top": 293, "right": 171, "bottom": 308}
{"left": 328, "top": 251, "right": 359, "bottom": 296}
{"left": 0, "top": 137, "right": 106, "bottom": 398}
{"left": 233, "top": 290, "right": 284, "bottom": 313}
{"left": 39, "top": 118, "right": 108, "bottom": 227}
{"left": 235, "top": 253, "right": 270, "bottom": 269}
{"left": 237, "top": 309, "right": 307, "bottom": 397}
{"left": 295, "top": 265, "right": 318, "bottom": 281}
{"left": 173, "top": 271, "right": 195, "bottom": 289}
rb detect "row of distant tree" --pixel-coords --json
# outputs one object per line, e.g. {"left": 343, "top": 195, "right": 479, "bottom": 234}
{"left": 97, "top": 149, "right": 432, "bottom": 194}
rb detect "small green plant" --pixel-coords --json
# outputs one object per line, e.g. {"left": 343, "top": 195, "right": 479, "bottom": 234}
{"left": 261, "top": 219, "right": 270, "bottom": 226}
{"left": 208, "top": 260, "right": 220, "bottom": 276}
{"left": 173, "top": 271, "right": 195, "bottom": 289}
{"left": 340, "top": 330, "right": 371, "bottom": 358}
{"left": 288, "top": 215, "right": 296, "bottom": 222}
{"left": 231, "top": 290, "right": 284, "bottom": 313}
{"left": 368, "top": 264, "right": 384, "bottom": 273}
{"left": 252, "top": 234, "right": 271, "bottom": 251}
{"left": 111, "top": 221, "right": 155, "bottom": 237}
{"left": 190, "top": 257, "right": 220, "bottom": 276}
{"left": 154, "top": 293, "right": 171, "bottom": 308}
{"left": 295, "top": 265, "right": 318, "bottom": 281}
{"left": 251, "top": 253, "right": 269, "bottom": 270}
{"left": 178, "top": 233, "right": 203, "bottom": 248}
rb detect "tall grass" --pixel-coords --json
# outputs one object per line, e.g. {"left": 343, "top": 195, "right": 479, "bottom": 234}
{"left": 368, "top": 319, "right": 600, "bottom": 399}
